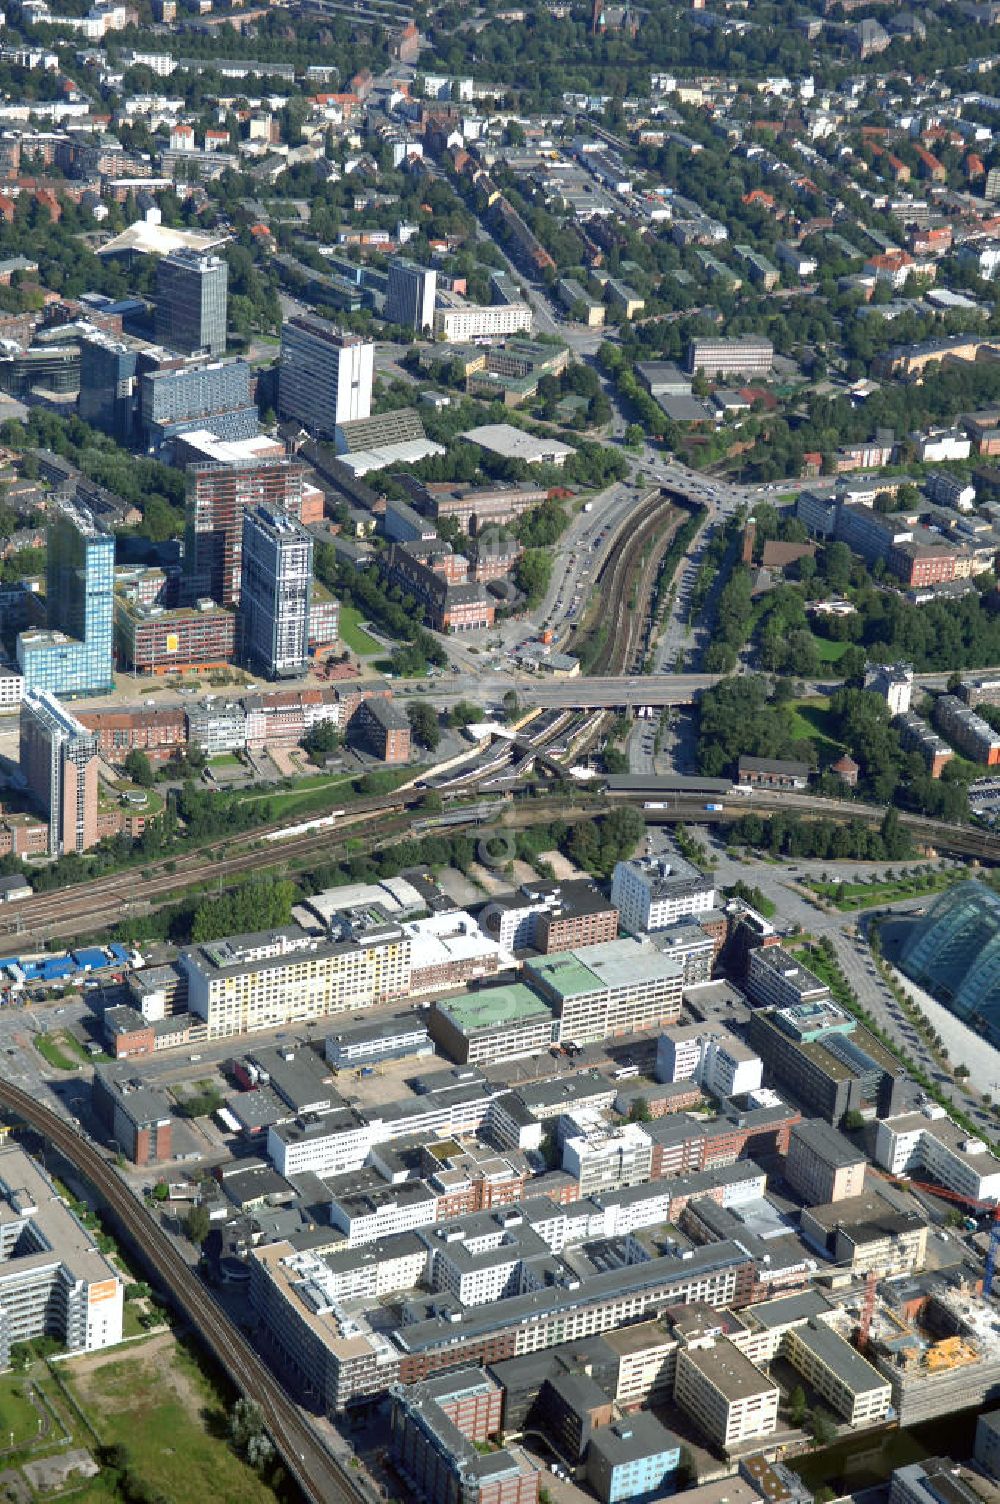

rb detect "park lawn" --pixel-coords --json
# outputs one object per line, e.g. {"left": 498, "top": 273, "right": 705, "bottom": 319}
{"left": 208, "top": 752, "right": 243, "bottom": 770}
{"left": 0, "top": 1372, "right": 44, "bottom": 1448}
{"left": 811, "top": 634, "right": 850, "bottom": 664}
{"left": 808, "top": 868, "right": 962, "bottom": 910}
{"left": 338, "top": 605, "right": 382, "bottom": 656}
{"left": 786, "top": 696, "right": 844, "bottom": 763}
{"left": 67, "top": 1339, "right": 283, "bottom": 1504}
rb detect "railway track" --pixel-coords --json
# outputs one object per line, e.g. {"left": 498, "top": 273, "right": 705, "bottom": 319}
{"left": 568, "top": 489, "right": 681, "bottom": 676}
{"left": 0, "top": 1081, "right": 359, "bottom": 1504}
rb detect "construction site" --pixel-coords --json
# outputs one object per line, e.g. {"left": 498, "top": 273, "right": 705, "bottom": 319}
{"left": 861, "top": 1278, "right": 1000, "bottom": 1424}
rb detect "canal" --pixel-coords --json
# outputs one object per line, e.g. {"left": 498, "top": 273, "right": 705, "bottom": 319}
{"left": 789, "top": 1411, "right": 982, "bottom": 1495}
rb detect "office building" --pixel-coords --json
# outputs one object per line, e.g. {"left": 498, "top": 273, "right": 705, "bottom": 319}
{"left": 179, "top": 924, "right": 412, "bottom": 1039}
{"left": 77, "top": 327, "right": 141, "bottom": 444}
{"left": 611, "top": 853, "right": 716, "bottom": 933}
{"left": 785, "top": 1119, "right": 866, "bottom": 1204}
{"left": 114, "top": 597, "right": 235, "bottom": 675}
{"left": 784, "top": 1318, "right": 891, "bottom": 1426}
{"left": 480, "top": 879, "right": 619, "bottom": 954}
{"left": 278, "top": 315, "right": 373, "bottom": 438}
{"left": 526, "top": 939, "right": 684, "bottom": 1045}
{"left": 184, "top": 455, "right": 306, "bottom": 608}
{"left": 240, "top": 507, "right": 313, "bottom": 678}
{"left": 746, "top": 947, "right": 830, "bottom": 1011}
{"left": 140, "top": 358, "right": 257, "bottom": 452}
{"left": 0, "top": 1144, "right": 123, "bottom": 1367}
{"left": 155, "top": 248, "right": 228, "bottom": 356}
{"left": 428, "top": 986, "right": 557, "bottom": 1066}
{"left": 325, "top": 1015, "right": 432, "bottom": 1070}
{"left": 92, "top": 1065, "right": 173, "bottom": 1165}
{"left": 585, "top": 1415, "right": 681, "bottom": 1503}
{"left": 387, "top": 258, "right": 437, "bottom": 334}
{"left": 800, "top": 1185, "right": 928, "bottom": 1276}
{"left": 19, "top": 690, "right": 99, "bottom": 855}
{"left": 656, "top": 1026, "right": 763, "bottom": 1099}
{"left": 674, "top": 1338, "right": 779, "bottom": 1449}
{"left": 432, "top": 301, "right": 533, "bottom": 342}
{"left": 390, "top": 1371, "right": 539, "bottom": 1504}
{"left": 892, "top": 1459, "right": 998, "bottom": 1504}
{"left": 561, "top": 1111, "right": 654, "bottom": 1196}
{"left": 976, "top": 1411, "right": 1000, "bottom": 1479}
{"left": 17, "top": 501, "right": 115, "bottom": 698}
{"left": 747, "top": 1004, "right": 906, "bottom": 1125}
{"left": 686, "top": 336, "right": 774, "bottom": 378}
{"left": 875, "top": 1105, "right": 1000, "bottom": 1201}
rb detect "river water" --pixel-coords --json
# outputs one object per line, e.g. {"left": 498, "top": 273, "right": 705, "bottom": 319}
{"left": 789, "top": 1411, "right": 981, "bottom": 1495}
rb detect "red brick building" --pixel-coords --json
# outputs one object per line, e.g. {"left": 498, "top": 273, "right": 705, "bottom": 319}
{"left": 78, "top": 706, "right": 187, "bottom": 764}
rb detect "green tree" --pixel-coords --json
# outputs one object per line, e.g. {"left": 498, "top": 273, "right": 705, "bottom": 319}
{"left": 809, "top": 1408, "right": 838, "bottom": 1447}
{"left": 123, "top": 749, "right": 154, "bottom": 788}
{"left": 302, "top": 720, "right": 343, "bottom": 765}
{"left": 628, "top": 1097, "right": 651, "bottom": 1122}
{"left": 184, "top": 1204, "right": 210, "bottom": 1246}
{"left": 788, "top": 1385, "right": 808, "bottom": 1425}
{"left": 407, "top": 700, "right": 441, "bottom": 750}
{"left": 514, "top": 548, "right": 552, "bottom": 607}
{"left": 449, "top": 701, "right": 485, "bottom": 728}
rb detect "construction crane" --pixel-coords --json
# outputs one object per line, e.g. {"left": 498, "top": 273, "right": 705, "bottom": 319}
{"left": 878, "top": 1173, "right": 1000, "bottom": 1298}
{"left": 857, "top": 1267, "right": 877, "bottom": 1353}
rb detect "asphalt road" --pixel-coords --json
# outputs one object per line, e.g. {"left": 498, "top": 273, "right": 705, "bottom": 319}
{"left": 702, "top": 837, "right": 1000, "bottom": 1130}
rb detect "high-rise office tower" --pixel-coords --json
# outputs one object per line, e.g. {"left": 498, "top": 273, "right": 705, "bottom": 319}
{"left": 155, "top": 250, "right": 228, "bottom": 357}
{"left": 386, "top": 258, "right": 437, "bottom": 334}
{"left": 183, "top": 456, "right": 306, "bottom": 608}
{"left": 239, "top": 506, "right": 313, "bottom": 678}
{"left": 17, "top": 501, "right": 115, "bottom": 697}
{"left": 78, "top": 329, "right": 140, "bottom": 445}
{"left": 278, "top": 315, "right": 373, "bottom": 439}
{"left": 19, "top": 690, "right": 99, "bottom": 854}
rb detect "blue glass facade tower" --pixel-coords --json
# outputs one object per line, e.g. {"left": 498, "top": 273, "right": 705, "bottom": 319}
{"left": 17, "top": 501, "right": 115, "bottom": 698}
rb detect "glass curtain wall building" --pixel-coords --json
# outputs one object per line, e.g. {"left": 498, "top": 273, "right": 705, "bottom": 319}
{"left": 899, "top": 879, "right": 1000, "bottom": 1044}
{"left": 17, "top": 502, "right": 115, "bottom": 697}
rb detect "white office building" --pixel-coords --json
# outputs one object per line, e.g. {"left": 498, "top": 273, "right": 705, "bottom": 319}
{"left": 278, "top": 315, "right": 373, "bottom": 438}
{"left": 432, "top": 301, "right": 533, "bottom": 342}
{"left": 875, "top": 1106, "right": 1000, "bottom": 1202}
{"left": 611, "top": 854, "right": 716, "bottom": 933}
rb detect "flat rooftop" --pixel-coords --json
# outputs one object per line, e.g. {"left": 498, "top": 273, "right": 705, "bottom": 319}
{"left": 681, "top": 1336, "right": 778, "bottom": 1402}
{"left": 435, "top": 983, "right": 554, "bottom": 1034}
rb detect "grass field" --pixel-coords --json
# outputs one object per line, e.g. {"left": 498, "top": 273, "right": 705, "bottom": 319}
{"left": 338, "top": 605, "right": 382, "bottom": 656}
{"left": 811, "top": 634, "right": 850, "bottom": 664}
{"left": 67, "top": 1337, "right": 285, "bottom": 1504}
{"left": 0, "top": 1373, "right": 44, "bottom": 1449}
{"left": 808, "top": 868, "right": 961, "bottom": 910}
{"left": 786, "top": 696, "right": 844, "bottom": 763}
{"left": 33, "top": 1033, "right": 80, "bottom": 1072}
